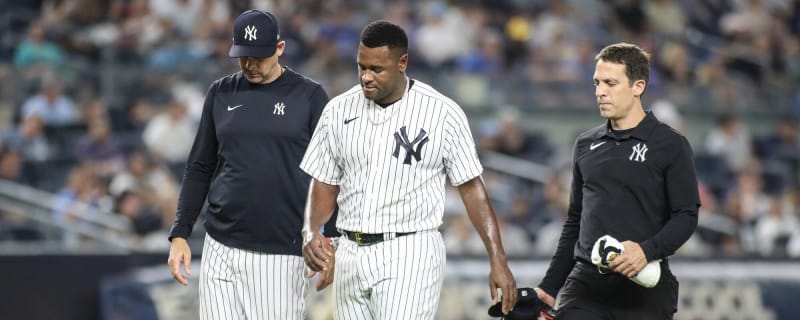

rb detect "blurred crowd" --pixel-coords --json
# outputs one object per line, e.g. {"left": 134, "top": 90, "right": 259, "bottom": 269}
{"left": 0, "top": 0, "right": 798, "bottom": 257}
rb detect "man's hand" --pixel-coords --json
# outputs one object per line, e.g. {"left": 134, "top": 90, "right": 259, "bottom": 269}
{"left": 167, "top": 237, "right": 192, "bottom": 286}
{"left": 308, "top": 247, "right": 335, "bottom": 292}
{"left": 489, "top": 260, "right": 517, "bottom": 315}
{"left": 315, "top": 262, "right": 335, "bottom": 291}
{"left": 608, "top": 240, "right": 647, "bottom": 278}
{"left": 302, "top": 230, "right": 333, "bottom": 272}
{"left": 533, "top": 287, "right": 555, "bottom": 308}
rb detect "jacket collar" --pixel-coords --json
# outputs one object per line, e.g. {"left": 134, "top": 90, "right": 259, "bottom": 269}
{"left": 594, "top": 110, "right": 659, "bottom": 141}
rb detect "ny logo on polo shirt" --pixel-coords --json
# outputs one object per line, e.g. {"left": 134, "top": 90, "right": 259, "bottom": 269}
{"left": 273, "top": 102, "right": 285, "bottom": 115}
{"left": 244, "top": 25, "right": 257, "bottom": 41}
{"left": 629, "top": 143, "right": 648, "bottom": 162}
{"left": 393, "top": 126, "right": 429, "bottom": 165}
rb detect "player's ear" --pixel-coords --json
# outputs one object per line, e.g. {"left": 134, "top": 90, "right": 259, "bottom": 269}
{"left": 398, "top": 53, "right": 408, "bottom": 73}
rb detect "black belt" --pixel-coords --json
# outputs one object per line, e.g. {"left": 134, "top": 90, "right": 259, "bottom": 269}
{"left": 341, "top": 230, "right": 416, "bottom": 246}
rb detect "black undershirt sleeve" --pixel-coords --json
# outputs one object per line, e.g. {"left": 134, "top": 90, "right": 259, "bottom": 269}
{"left": 169, "top": 83, "right": 220, "bottom": 240}
{"left": 640, "top": 136, "right": 699, "bottom": 260}
{"left": 538, "top": 139, "right": 582, "bottom": 297}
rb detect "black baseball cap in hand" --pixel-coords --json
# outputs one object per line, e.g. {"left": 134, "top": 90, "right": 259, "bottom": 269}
{"left": 229, "top": 9, "right": 281, "bottom": 58}
{"left": 488, "top": 287, "right": 552, "bottom": 320}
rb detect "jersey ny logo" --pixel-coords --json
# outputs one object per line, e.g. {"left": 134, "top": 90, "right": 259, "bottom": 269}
{"left": 392, "top": 126, "right": 429, "bottom": 165}
{"left": 244, "top": 25, "right": 257, "bottom": 41}
{"left": 273, "top": 102, "right": 285, "bottom": 115}
{"left": 629, "top": 143, "right": 648, "bottom": 162}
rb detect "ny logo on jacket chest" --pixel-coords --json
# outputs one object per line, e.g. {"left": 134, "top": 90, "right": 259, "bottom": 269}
{"left": 393, "top": 126, "right": 429, "bottom": 165}
{"left": 273, "top": 102, "right": 285, "bottom": 115}
{"left": 629, "top": 143, "right": 648, "bottom": 162}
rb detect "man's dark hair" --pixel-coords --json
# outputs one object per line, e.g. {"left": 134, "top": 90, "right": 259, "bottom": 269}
{"left": 360, "top": 20, "right": 408, "bottom": 56}
{"left": 595, "top": 43, "right": 650, "bottom": 86}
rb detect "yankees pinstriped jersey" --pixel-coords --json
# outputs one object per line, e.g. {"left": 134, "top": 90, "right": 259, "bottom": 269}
{"left": 170, "top": 68, "right": 328, "bottom": 255}
{"left": 300, "top": 78, "right": 483, "bottom": 233}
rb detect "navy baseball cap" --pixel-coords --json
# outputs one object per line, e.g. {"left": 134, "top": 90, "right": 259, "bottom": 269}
{"left": 229, "top": 10, "right": 281, "bottom": 58}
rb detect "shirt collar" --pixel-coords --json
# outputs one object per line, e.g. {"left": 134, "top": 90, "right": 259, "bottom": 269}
{"left": 594, "top": 110, "right": 659, "bottom": 141}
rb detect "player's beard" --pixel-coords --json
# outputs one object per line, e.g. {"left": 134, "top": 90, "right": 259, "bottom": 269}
{"left": 362, "top": 75, "right": 405, "bottom": 104}
{"left": 361, "top": 83, "right": 380, "bottom": 101}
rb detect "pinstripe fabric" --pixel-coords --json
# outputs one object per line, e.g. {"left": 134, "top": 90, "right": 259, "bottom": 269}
{"left": 200, "top": 234, "right": 307, "bottom": 320}
{"left": 300, "top": 78, "right": 483, "bottom": 234}
{"left": 333, "top": 230, "right": 446, "bottom": 320}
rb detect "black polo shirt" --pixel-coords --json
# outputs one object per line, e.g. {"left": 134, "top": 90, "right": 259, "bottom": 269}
{"left": 539, "top": 111, "right": 700, "bottom": 297}
{"left": 169, "top": 68, "right": 329, "bottom": 256}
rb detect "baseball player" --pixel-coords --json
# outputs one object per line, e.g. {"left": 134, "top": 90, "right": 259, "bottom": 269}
{"left": 299, "top": 20, "right": 518, "bottom": 319}
{"left": 166, "top": 10, "right": 333, "bottom": 320}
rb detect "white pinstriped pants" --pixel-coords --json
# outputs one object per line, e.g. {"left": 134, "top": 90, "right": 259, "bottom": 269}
{"left": 333, "top": 230, "right": 446, "bottom": 320}
{"left": 200, "top": 234, "right": 307, "bottom": 320}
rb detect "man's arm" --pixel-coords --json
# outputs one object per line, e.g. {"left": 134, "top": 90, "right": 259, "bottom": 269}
{"left": 640, "top": 136, "right": 700, "bottom": 260}
{"left": 610, "top": 137, "right": 700, "bottom": 277}
{"left": 169, "top": 83, "right": 220, "bottom": 240}
{"left": 301, "top": 179, "right": 338, "bottom": 273}
{"left": 537, "top": 141, "right": 583, "bottom": 303}
{"left": 167, "top": 82, "right": 219, "bottom": 285}
{"left": 298, "top": 95, "right": 340, "bottom": 285}
{"left": 457, "top": 176, "right": 517, "bottom": 315}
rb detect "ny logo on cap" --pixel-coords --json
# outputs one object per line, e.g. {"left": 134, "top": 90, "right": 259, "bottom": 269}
{"left": 244, "top": 25, "right": 257, "bottom": 41}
